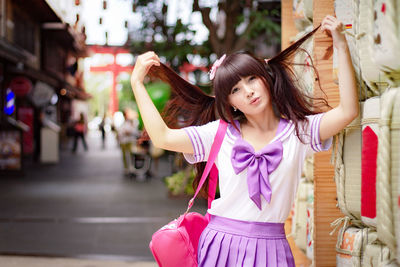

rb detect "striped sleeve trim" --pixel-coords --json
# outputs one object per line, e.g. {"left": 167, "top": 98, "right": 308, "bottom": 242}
{"left": 183, "top": 127, "right": 205, "bottom": 162}
{"left": 310, "top": 113, "right": 332, "bottom": 152}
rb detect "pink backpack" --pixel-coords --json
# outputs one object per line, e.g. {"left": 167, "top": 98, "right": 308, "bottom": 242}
{"left": 149, "top": 120, "right": 227, "bottom": 267}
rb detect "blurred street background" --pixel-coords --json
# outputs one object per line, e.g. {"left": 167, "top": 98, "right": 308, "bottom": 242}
{"left": 0, "top": 131, "right": 203, "bottom": 266}
{"left": 3, "top": 0, "right": 400, "bottom": 265}
{"left": 0, "top": 1, "right": 281, "bottom": 265}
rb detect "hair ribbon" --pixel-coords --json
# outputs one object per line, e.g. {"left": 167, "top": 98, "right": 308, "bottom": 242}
{"left": 209, "top": 54, "right": 226, "bottom": 80}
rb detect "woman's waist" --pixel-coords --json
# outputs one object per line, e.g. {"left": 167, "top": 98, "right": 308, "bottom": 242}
{"left": 206, "top": 214, "right": 286, "bottom": 239}
{"left": 208, "top": 197, "right": 292, "bottom": 223}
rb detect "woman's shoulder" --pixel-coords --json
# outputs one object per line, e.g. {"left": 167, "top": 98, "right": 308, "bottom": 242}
{"left": 191, "top": 119, "right": 221, "bottom": 129}
{"left": 290, "top": 113, "right": 325, "bottom": 127}
{"left": 288, "top": 113, "right": 326, "bottom": 140}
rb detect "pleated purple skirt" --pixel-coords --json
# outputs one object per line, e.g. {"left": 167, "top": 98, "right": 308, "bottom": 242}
{"left": 198, "top": 215, "right": 295, "bottom": 267}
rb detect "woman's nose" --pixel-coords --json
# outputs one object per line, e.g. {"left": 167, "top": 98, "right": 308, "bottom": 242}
{"left": 244, "top": 86, "right": 254, "bottom": 98}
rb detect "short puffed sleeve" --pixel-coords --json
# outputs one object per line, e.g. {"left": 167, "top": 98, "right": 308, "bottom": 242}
{"left": 300, "top": 113, "right": 333, "bottom": 156}
{"left": 182, "top": 120, "right": 220, "bottom": 164}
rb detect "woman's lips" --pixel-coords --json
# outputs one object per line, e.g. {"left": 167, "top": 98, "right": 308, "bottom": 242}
{"left": 250, "top": 97, "right": 260, "bottom": 104}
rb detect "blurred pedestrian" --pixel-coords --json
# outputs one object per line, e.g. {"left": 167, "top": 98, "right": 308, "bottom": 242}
{"left": 118, "top": 110, "right": 138, "bottom": 175}
{"left": 72, "top": 113, "right": 88, "bottom": 153}
{"left": 99, "top": 115, "right": 106, "bottom": 149}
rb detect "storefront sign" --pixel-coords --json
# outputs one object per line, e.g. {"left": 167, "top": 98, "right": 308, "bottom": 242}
{"left": 10, "top": 76, "right": 33, "bottom": 97}
{"left": 18, "top": 107, "right": 34, "bottom": 154}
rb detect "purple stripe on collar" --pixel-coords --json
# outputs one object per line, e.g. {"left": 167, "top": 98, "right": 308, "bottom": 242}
{"left": 229, "top": 121, "right": 241, "bottom": 138}
{"left": 230, "top": 118, "right": 289, "bottom": 140}
{"left": 279, "top": 123, "right": 295, "bottom": 141}
{"left": 226, "top": 129, "right": 236, "bottom": 143}
{"left": 276, "top": 118, "right": 288, "bottom": 135}
{"left": 273, "top": 118, "right": 289, "bottom": 141}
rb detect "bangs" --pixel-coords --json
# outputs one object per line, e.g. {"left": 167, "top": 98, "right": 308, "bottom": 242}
{"left": 213, "top": 53, "right": 268, "bottom": 98}
{"left": 212, "top": 52, "right": 272, "bottom": 123}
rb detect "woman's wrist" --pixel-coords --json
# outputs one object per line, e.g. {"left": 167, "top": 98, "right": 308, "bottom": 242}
{"left": 131, "top": 78, "right": 144, "bottom": 90}
{"left": 336, "top": 42, "right": 349, "bottom": 52}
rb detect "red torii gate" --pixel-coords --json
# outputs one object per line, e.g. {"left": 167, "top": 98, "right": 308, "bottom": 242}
{"left": 88, "top": 45, "right": 133, "bottom": 115}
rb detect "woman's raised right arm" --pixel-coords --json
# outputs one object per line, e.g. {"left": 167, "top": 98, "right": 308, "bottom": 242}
{"left": 130, "top": 51, "right": 194, "bottom": 154}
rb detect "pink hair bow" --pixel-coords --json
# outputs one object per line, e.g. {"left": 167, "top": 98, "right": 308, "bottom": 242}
{"left": 209, "top": 54, "right": 226, "bottom": 80}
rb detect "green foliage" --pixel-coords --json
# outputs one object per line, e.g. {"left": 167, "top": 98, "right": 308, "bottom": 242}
{"left": 137, "top": 81, "right": 171, "bottom": 129}
{"left": 247, "top": 10, "right": 281, "bottom": 44}
{"left": 129, "top": 1, "right": 281, "bottom": 71}
{"left": 165, "top": 168, "right": 195, "bottom": 196}
{"left": 129, "top": 1, "right": 200, "bottom": 70}
{"left": 84, "top": 73, "right": 111, "bottom": 118}
{"left": 118, "top": 78, "right": 136, "bottom": 111}
{"left": 117, "top": 78, "right": 171, "bottom": 125}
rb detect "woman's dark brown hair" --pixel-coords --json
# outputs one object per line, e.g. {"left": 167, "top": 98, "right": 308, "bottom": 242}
{"left": 147, "top": 25, "right": 329, "bottom": 198}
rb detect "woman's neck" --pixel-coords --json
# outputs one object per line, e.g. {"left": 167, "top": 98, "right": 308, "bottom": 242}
{"left": 243, "top": 107, "right": 279, "bottom": 132}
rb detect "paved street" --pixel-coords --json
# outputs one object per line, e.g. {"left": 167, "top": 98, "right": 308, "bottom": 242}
{"left": 0, "top": 131, "right": 206, "bottom": 266}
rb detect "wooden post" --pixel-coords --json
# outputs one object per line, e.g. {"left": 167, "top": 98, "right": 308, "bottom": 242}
{"left": 281, "top": 0, "right": 297, "bottom": 50}
{"left": 281, "top": 1, "right": 312, "bottom": 266}
{"left": 281, "top": 1, "right": 342, "bottom": 265}
{"left": 313, "top": 1, "right": 342, "bottom": 266}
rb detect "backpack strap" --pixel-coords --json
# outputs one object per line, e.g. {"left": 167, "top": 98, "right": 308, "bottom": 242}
{"left": 185, "top": 120, "right": 228, "bottom": 213}
{"left": 207, "top": 165, "right": 218, "bottom": 209}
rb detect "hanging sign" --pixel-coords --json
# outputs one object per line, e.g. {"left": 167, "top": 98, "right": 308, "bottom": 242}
{"left": 10, "top": 76, "right": 33, "bottom": 97}
{"left": 29, "top": 81, "right": 54, "bottom": 107}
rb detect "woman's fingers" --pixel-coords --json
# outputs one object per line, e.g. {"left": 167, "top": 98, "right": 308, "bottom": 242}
{"left": 320, "top": 21, "right": 333, "bottom": 32}
{"left": 320, "top": 15, "right": 347, "bottom": 49}
{"left": 321, "top": 15, "right": 343, "bottom": 31}
{"left": 321, "top": 15, "right": 343, "bottom": 32}
{"left": 138, "top": 51, "right": 159, "bottom": 63}
{"left": 137, "top": 52, "right": 160, "bottom": 69}
{"left": 131, "top": 51, "right": 161, "bottom": 84}
{"left": 145, "top": 60, "right": 161, "bottom": 71}
{"left": 325, "top": 15, "right": 337, "bottom": 22}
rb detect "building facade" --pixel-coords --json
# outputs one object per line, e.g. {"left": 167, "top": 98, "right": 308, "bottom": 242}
{"left": 0, "top": 0, "right": 88, "bottom": 174}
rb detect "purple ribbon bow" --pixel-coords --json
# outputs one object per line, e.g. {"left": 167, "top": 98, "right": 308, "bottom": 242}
{"left": 231, "top": 139, "right": 283, "bottom": 210}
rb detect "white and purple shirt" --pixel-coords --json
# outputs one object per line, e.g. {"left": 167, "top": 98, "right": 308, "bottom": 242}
{"left": 183, "top": 113, "right": 332, "bottom": 223}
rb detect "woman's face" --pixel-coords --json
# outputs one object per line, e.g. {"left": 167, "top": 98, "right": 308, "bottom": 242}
{"left": 228, "top": 75, "right": 271, "bottom": 116}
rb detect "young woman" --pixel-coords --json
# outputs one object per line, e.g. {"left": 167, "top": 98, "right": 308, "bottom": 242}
{"left": 130, "top": 15, "right": 358, "bottom": 267}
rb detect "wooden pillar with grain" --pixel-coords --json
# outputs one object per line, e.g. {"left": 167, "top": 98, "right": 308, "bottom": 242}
{"left": 282, "top": 0, "right": 343, "bottom": 265}
{"left": 281, "top": 0, "right": 297, "bottom": 50}
{"left": 313, "top": 0, "right": 343, "bottom": 266}
{"left": 281, "top": 1, "right": 314, "bottom": 266}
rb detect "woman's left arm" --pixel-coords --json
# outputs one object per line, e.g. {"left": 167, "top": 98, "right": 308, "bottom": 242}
{"left": 319, "top": 15, "right": 359, "bottom": 142}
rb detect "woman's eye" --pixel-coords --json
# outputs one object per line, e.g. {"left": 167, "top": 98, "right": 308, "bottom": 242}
{"left": 249, "top": 76, "right": 256, "bottom": 81}
{"left": 231, "top": 88, "right": 239, "bottom": 94}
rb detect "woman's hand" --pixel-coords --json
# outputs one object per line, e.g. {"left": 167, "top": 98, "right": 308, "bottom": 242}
{"left": 318, "top": 15, "right": 359, "bottom": 142}
{"left": 128, "top": 51, "right": 194, "bottom": 154}
{"left": 131, "top": 51, "right": 160, "bottom": 87}
{"left": 320, "top": 15, "right": 347, "bottom": 50}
